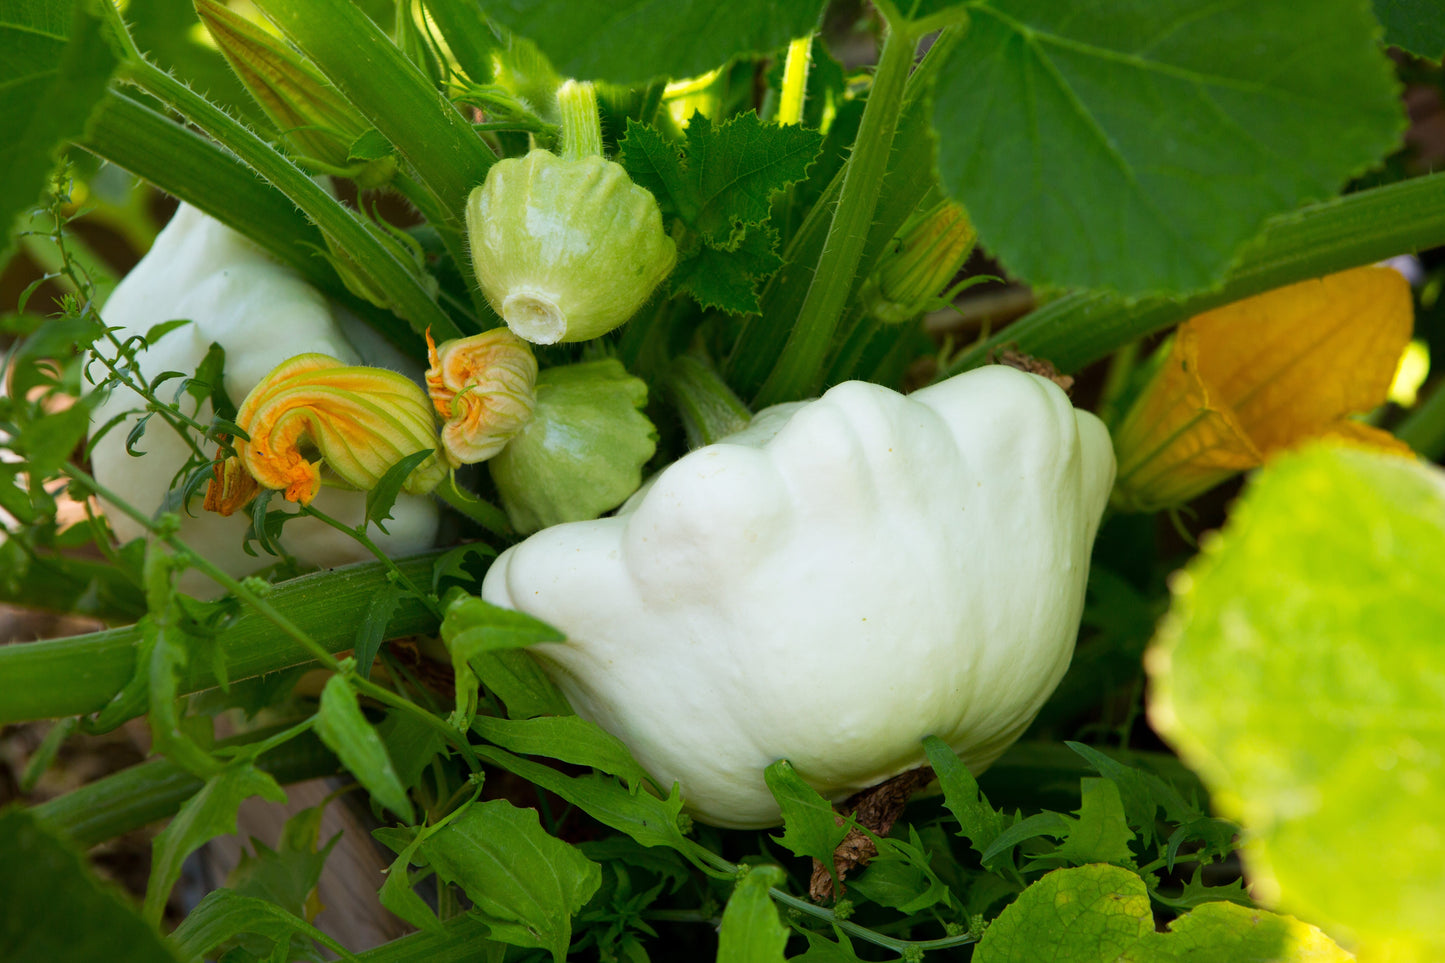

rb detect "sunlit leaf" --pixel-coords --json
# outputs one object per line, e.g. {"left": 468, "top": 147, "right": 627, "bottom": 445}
{"left": 972, "top": 864, "right": 1153, "bottom": 963}
{"left": 1148, "top": 445, "right": 1445, "bottom": 958}
{"left": 1118, "top": 900, "right": 1352, "bottom": 962}
{"left": 716, "top": 864, "right": 788, "bottom": 963}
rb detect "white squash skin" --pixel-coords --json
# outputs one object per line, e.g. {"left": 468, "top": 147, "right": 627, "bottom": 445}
{"left": 89, "top": 205, "right": 439, "bottom": 596}
{"left": 482, "top": 367, "right": 1115, "bottom": 828}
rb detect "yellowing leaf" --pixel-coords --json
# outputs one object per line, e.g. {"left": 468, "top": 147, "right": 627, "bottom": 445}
{"left": 1112, "top": 267, "right": 1413, "bottom": 511}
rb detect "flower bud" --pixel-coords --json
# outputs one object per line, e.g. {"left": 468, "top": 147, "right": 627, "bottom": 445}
{"left": 217, "top": 353, "right": 444, "bottom": 508}
{"left": 1111, "top": 266, "right": 1414, "bottom": 513}
{"left": 197, "top": 0, "right": 395, "bottom": 186}
{"left": 426, "top": 328, "right": 538, "bottom": 466}
{"left": 488, "top": 359, "right": 656, "bottom": 532}
{"left": 861, "top": 200, "right": 976, "bottom": 324}
{"left": 466, "top": 83, "right": 676, "bottom": 345}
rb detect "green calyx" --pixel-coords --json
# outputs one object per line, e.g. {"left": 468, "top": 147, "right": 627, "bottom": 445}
{"left": 488, "top": 359, "right": 657, "bottom": 532}
{"left": 465, "top": 82, "right": 676, "bottom": 345}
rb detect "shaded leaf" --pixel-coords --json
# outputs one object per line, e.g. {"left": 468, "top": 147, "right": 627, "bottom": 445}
{"left": 669, "top": 225, "right": 782, "bottom": 315}
{"left": 0, "top": 1, "right": 118, "bottom": 253}
{"left": 1038, "top": 779, "right": 1135, "bottom": 869}
{"left": 716, "top": 865, "right": 788, "bottom": 963}
{"left": 366, "top": 449, "right": 436, "bottom": 532}
{"left": 315, "top": 675, "right": 414, "bottom": 823}
{"left": 353, "top": 584, "right": 404, "bottom": 680}
{"left": 167, "top": 889, "right": 355, "bottom": 962}
{"left": 0, "top": 808, "right": 177, "bottom": 963}
{"left": 764, "top": 759, "right": 850, "bottom": 866}
{"left": 472, "top": 715, "right": 652, "bottom": 790}
{"left": 143, "top": 764, "right": 287, "bottom": 925}
{"left": 417, "top": 799, "right": 601, "bottom": 963}
{"left": 924, "top": 735, "right": 1011, "bottom": 863}
{"left": 1374, "top": 0, "right": 1445, "bottom": 60}
{"left": 482, "top": 0, "right": 828, "bottom": 86}
{"left": 933, "top": 0, "right": 1404, "bottom": 294}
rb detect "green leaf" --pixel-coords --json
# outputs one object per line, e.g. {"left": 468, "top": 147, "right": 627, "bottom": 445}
{"left": 375, "top": 708, "right": 447, "bottom": 792}
{"left": 1374, "top": 0, "right": 1445, "bottom": 60}
{"left": 442, "top": 592, "right": 566, "bottom": 727}
{"left": 365, "top": 449, "right": 436, "bottom": 532}
{"left": 978, "top": 811, "right": 1070, "bottom": 866}
{"left": 472, "top": 715, "right": 652, "bottom": 789}
{"left": 167, "top": 889, "right": 356, "bottom": 963}
{"left": 315, "top": 674, "right": 414, "bottom": 823}
{"left": 763, "top": 759, "right": 850, "bottom": 866}
{"left": 1037, "top": 779, "right": 1135, "bottom": 869}
{"left": 482, "top": 0, "right": 828, "bottom": 86}
{"left": 473, "top": 649, "right": 575, "bottom": 720}
{"left": 143, "top": 764, "right": 288, "bottom": 926}
{"left": 1118, "top": 900, "right": 1352, "bottom": 962}
{"left": 973, "top": 865, "right": 1153, "bottom": 963}
{"left": 924, "top": 735, "right": 1011, "bottom": 863}
{"left": 669, "top": 225, "right": 782, "bottom": 315}
{"left": 716, "top": 865, "right": 788, "bottom": 963}
{"left": 0, "top": 0, "right": 118, "bottom": 252}
{"left": 847, "top": 830, "right": 952, "bottom": 915}
{"left": 379, "top": 830, "right": 443, "bottom": 934}
{"left": 793, "top": 929, "right": 864, "bottom": 963}
{"left": 353, "top": 584, "right": 404, "bottom": 680}
{"left": 416, "top": 799, "right": 601, "bottom": 963}
{"left": 1065, "top": 742, "right": 1196, "bottom": 849}
{"left": 227, "top": 806, "right": 337, "bottom": 922}
{"left": 475, "top": 745, "right": 692, "bottom": 853}
{"left": 1147, "top": 445, "right": 1445, "bottom": 956}
{"left": 0, "top": 808, "right": 178, "bottom": 963}
{"left": 933, "top": 0, "right": 1404, "bottom": 295}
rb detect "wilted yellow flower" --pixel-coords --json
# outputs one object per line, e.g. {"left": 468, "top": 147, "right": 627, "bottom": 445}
{"left": 211, "top": 353, "right": 443, "bottom": 509}
{"left": 425, "top": 328, "right": 538, "bottom": 466}
{"left": 1112, "top": 266, "right": 1414, "bottom": 512}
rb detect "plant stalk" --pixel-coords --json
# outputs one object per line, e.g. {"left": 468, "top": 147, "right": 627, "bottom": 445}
{"left": 753, "top": 21, "right": 918, "bottom": 407}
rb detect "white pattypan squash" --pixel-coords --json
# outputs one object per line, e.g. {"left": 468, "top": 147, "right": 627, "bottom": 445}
{"left": 89, "top": 204, "right": 439, "bottom": 594}
{"left": 482, "top": 366, "right": 1115, "bottom": 828}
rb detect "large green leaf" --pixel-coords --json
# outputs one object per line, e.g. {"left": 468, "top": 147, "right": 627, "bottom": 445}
{"left": 481, "top": 0, "right": 828, "bottom": 85}
{"left": 0, "top": 808, "right": 178, "bottom": 963}
{"left": 1118, "top": 900, "right": 1351, "bottom": 962}
{"left": 315, "top": 674, "right": 415, "bottom": 823}
{"left": 764, "top": 759, "right": 850, "bottom": 867}
{"left": 1148, "top": 445, "right": 1445, "bottom": 957}
{"left": 716, "top": 865, "right": 789, "bottom": 963}
{"left": 0, "top": 0, "right": 118, "bottom": 250}
{"left": 417, "top": 799, "right": 601, "bottom": 963}
{"left": 1374, "top": 0, "right": 1445, "bottom": 60}
{"left": 972, "top": 865, "right": 1153, "bottom": 963}
{"left": 933, "top": 0, "right": 1403, "bottom": 295}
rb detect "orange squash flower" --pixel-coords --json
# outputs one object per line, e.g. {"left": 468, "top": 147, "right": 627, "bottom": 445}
{"left": 1111, "top": 266, "right": 1414, "bottom": 513}
{"left": 208, "top": 353, "right": 443, "bottom": 512}
{"left": 425, "top": 328, "right": 537, "bottom": 466}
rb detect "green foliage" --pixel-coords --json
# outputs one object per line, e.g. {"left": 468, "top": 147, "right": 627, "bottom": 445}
{"left": 0, "top": 1, "right": 117, "bottom": 255}
{"left": 481, "top": 0, "right": 829, "bottom": 86}
{"left": 1374, "top": 0, "right": 1445, "bottom": 60}
{"left": 716, "top": 865, "right": 789, "bottom": 963}
{"left": 1149, "top": 445, "right": 1445, "bottom": 956}
{"left": 315, "top": 674, "right": 415, "bottom": 823}
{"left": 416, "top": 799, "right": 602, "bottom": 962}
{"left": 621, "top": 112, "right": 822, "bottom": 313}
{"left": 764, "top": 759, "right": 852, "bottom": 866}
{"left": 143, "top": 764, "right": 287, "bottom": 926}
{"left": 0, "top": 808, "right": 177, "bottom": 963}
{"left": 473, "top": 714, "right": 653, "bottom": 788}
{"left": 973, "top": 865, "right": 1153, "bottom": 963}
{"left": 166, "top": 889, "right": 356, "bottom": 962}
{"left": 933, "top": 0, "right": 1404, "bottom": 295}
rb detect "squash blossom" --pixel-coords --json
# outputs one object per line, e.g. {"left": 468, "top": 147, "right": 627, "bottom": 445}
{"left": 861, "top": 199, "right": 977, "bottom": 324}
{"left": 1110, "top": 266, "right": 1414, "bottom": 513}
{"left": 214, "top": 353, "right": 444, "bottom": 509}
{"left": 425, "top": 328, "right": 538, "bottom": 466}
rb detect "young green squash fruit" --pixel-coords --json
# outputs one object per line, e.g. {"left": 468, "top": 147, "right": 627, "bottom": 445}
{"left": 481, "top": 366, "right": 1115, "bottom": 828}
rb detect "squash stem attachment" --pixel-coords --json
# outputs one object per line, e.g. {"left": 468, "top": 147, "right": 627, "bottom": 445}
{"left": 557, "top": 79, "right": 603, "bottom": 160}
{"left": 665, "top": 354, "right": 752, "bottom": 447}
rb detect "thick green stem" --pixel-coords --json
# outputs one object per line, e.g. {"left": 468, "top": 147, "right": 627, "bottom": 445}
{"left": 666, "top": 355, "right": 752, "bottom": 447}
{"left": 100, "top": 5, "right": 460, "bottom": 341}
{"left": 776, "top": 35, "right": 812, "bottom": 126}
{"left": 942, "top": 170, "right": 1445, "bottom": 378}
{"left": 0, "top": 552, "right": 446, "bottom": 725}
{"left": 1396, "top": 379, "right": 1445, "bottom": 460}
{"left": 753, "top": 22, "right": 918, "bottom": 407}
{"left": 557, "top": 80, "right": 603, "bottom": 160}
{"left": 33, "top": 729, "right": 339, "bottom": 847}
